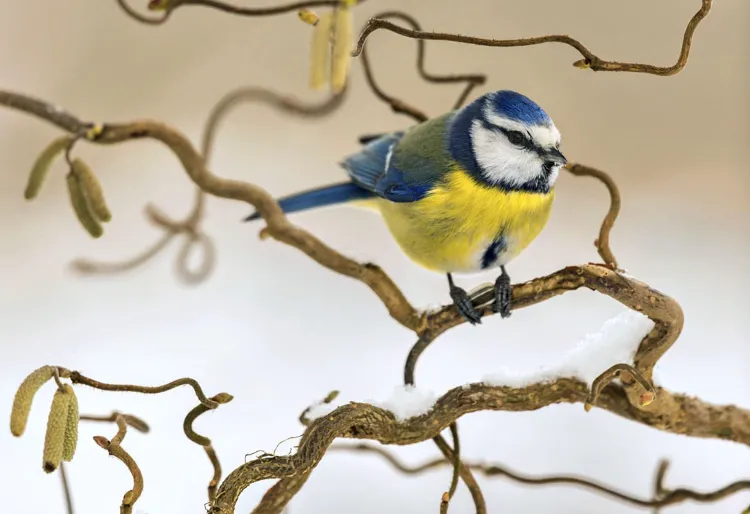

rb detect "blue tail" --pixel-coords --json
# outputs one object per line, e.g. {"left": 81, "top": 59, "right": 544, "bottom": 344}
{"left": 243, "top": 181, "right": 375, "bottom": 221}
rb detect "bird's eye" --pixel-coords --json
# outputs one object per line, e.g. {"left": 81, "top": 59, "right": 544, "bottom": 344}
{"left": 507, "top": 131, "right": 525, "bottom": 146}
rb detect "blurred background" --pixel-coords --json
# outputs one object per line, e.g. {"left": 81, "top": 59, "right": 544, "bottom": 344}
{"left": 1, "top": 1, "right": 748, "bottom": 512}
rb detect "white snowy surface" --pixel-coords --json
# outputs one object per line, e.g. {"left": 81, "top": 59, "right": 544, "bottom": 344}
{"left": 483, "top": 310, "right": 655, "bottom": 388}
{"left": 310, "top": 311, "right": 655, "bottom": 422}
{"left": 372, "top": 385, "right": 438, "bottom": 421}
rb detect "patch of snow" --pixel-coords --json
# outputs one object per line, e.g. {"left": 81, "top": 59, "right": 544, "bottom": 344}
{"left": 373, "top": 384, "right": 438, "bottom": 421}
{"left": 483, "top": 310, "right": 655, "bottom": 387}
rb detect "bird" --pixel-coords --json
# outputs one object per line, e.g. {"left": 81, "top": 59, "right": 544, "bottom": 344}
{"left": 244, "top": 90, "right": 566, "bottom": 325}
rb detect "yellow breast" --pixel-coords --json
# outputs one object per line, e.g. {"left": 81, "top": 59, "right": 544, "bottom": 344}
{"left": 375, "top": 167, "right": 554, "bottom": 273}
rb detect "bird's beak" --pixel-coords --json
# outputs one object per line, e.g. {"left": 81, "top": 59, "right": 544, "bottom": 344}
{"left": 543, "top": 148, "right": 567, "bottom": 166}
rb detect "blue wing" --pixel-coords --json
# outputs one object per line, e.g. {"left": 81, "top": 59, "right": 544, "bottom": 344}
{"left": 339, "top": 131, "right": 424, "bottom": 203}
{"left": 340, "top": 114, "right": 454, "bottom": 203}
{"left": 243, "top": 115, "right": 457, "bottom": 222}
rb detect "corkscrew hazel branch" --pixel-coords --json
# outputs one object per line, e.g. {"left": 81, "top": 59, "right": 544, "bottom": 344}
{"left": 329, "top": 445, "right": 750, "bottom": 509}
{"left": 93, "top": 415, "right": 144, "bottom": 514}
{"left": 352, "top": 1, "right": 713, "bottom": 77}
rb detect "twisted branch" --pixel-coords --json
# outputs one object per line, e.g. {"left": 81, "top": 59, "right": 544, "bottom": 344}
{"left": 353, "top": 1, "right": 713, "bottom": 76}
{"left": 330, "top": 445, "right": 750, "bottom": 510}
{"left": 56, "top": 367, "right": 219, "bottom": 408}
{"left": 211, "top": 380, "right": 750, "bottom": 511}
{"left": 70, "top": 86, "right": 344, "bottom": 285}
{"left": 183, "top": 392, "right": 234, "bottom": 502}
{"left": 93, "top": 416, "right": 144, "bottom": 514}
{"left": 114, "top": 0, "right": 348, "bottom": 25}
{"left": 359, "top": 11, "right": 486, "bottom": 123}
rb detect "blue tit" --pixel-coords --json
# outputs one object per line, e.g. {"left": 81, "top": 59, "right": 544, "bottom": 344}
{"left": 244, "top": 90, "right": 566, "bottom": 324}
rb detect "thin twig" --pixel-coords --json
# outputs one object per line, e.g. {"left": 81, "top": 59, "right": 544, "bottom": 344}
{"left": 62, "top": 369, "right": 219, "bottom": 408}
{"left": 359, "top": 10, "right": 486, "bottom": 122}
{"left": 432, "top": 432, "right": 486, "bottom": 514}
{"left": 59, "top": 462, "right": 74, "bottom": 514}
{"left": 93, "top": 416, "right": 144, "bottom": 514}
{"left": 115, "top": 0, "right": 171, "bottom": 25}
{"left": 79, "top": 412, "right": 150, "bottom": 433}
{"left": 175, "top": 0, "right": 342, "bottom": 17}
{"left": 71, "top": 87, "right": 345, "bottom": 285}
{"left": 586, "top": 363, "right": 656, "bottom": 412}
{"left": 565, "top": 163, "right": 621, "bottom": 268}
{"left": 353, "top": 1, "right": 713, "bottom": 76}
{"left": 183, "top": 392, "right": 234, "bottom": 502}
{"left": 115, "top": 0, "right": 348, "bottom": 25}
{"left": 330, "top": 444, "right": 750, "bottom": 510}
{"left": 404, "top": 335, "right": 484, "bottom": 513}
{"left": 652, "top": 459, "right": 670, "bottom": 513}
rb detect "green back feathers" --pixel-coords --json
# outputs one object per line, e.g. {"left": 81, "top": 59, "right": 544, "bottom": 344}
{"left": 392, "top": 113, "right": 454, "bottom": 185}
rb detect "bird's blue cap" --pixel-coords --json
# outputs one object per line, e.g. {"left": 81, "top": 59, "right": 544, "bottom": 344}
{"left": 487, "top": 90, "right": 551, "bottom": 126}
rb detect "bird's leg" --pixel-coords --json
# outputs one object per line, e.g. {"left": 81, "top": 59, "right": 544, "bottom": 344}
{"left": 447, "top": 273, "right": 482, "bottom": 325}
{"left": 493, "top": 265, "right": 512, "bottom": 318}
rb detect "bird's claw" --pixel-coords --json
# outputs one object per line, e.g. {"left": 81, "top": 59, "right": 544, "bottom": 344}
{"left": 492, "top": 271, "right": 512, "bottom": 318}
{"left": 450, "top": 285, "right": 483, "bottom": 325}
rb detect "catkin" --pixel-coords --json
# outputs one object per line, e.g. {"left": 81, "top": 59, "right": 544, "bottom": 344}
{"left": 309, "top": 11, "right": 333, "bottom": 90}
{"left": 70, "top": 158, "right": 112, "bottom": 222}
{"left": 62, "top": 385, "right": 79, "bottom": 462}
{"left": 43, "top": 387, "right": 72, "bottom": 473}
{"left": 330, "top": 5, "right": 354, "bottom": 93}
{"left": 10, "top": 366, "right": 56, "bottom": 437}
{"left": 66, "top": 172, "right": 103, "bottom": 238}
{"left": 24, "top": 136, "right": 72, "bottom": 200}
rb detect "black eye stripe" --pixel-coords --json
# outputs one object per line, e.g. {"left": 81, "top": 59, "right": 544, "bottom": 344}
{"left": 480, "top": 120, "right": 544, "bottom": 153}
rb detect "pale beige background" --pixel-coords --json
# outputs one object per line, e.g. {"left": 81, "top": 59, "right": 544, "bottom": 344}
{"left": 1, "top": 1, "right": 748, "bottom": 513}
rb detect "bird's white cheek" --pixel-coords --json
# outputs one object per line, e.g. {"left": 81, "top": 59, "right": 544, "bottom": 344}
{"left": 471, "top": 123, "right": 540, "bottom": 187}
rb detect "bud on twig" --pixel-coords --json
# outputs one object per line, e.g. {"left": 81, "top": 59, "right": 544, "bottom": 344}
{"left": 298, "top": 8, "right": 319, "bottom": 26}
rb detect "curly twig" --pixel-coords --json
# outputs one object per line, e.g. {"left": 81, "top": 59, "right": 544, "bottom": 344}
{"left": 331, "top": 444, "right": 750, "bottom": 510}
{"left": 70, "top": 86, "right": 346, "bottom": 285}
{"left": 93, "top": 416, "right": 144, "bottom": 514}
{"left": 353, "top": 1, "right": 713, "bottom": 76}
{"left": 60, "top": 368, "right": 219, "bottom": 408}
{"left": 183, "top": 392, "right": 234, "bottom": 502}
{"left": 405, "top": 337, "right": 484, "bottom": 512}
{"left": 586, "top": 363, "right": 656, "bottom": 412}
{"left": 115, "top": 0, "right": 171, "bottom": 24}
{"left": 565, "top": 163, "right": 621, "bottom": 268}
{"left": 115, "top": 0, "right": 350, "bottom": 25}
{"left": 359, "top": 11, "right": 486, "bottom": 123}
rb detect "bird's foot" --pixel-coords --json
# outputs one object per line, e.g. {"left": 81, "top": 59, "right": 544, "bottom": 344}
{"left": 447, "top": 273, "right": 482, "bottom": 325}
{"left": 492, "top": 266, "right": 512, "bottom": 319}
